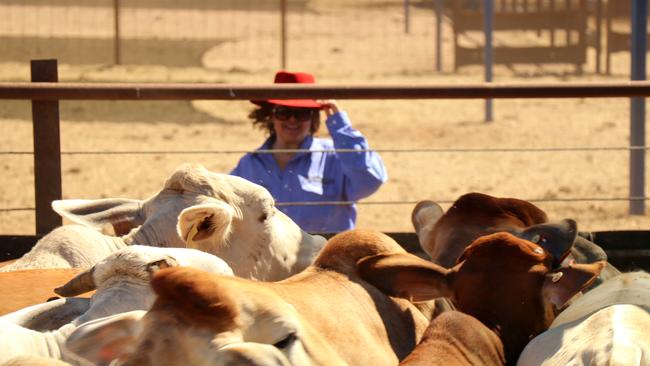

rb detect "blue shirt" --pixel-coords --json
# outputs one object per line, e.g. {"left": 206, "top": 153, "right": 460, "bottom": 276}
{"left": 230, "top": 111, "right": 388, "bottom": 233}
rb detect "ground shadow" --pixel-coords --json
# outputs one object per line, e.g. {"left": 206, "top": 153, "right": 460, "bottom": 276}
{"left": 1, "top": 100, "right": 230, "bottom": 124}
{"left": 0, "top": 36, "right": 229, "bottom": 66}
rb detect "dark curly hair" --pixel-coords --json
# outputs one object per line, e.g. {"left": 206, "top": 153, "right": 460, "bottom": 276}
{"left": 249, "top": 103, "right": 321, "bottom": 138}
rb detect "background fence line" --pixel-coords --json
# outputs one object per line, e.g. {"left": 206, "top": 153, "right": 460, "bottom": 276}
{"left": 3, "top": 196, "right": 650, "bottom": 213}
{"left": 3, "top": 59, "right": 650, "bottom": 234}
{"left": 4, "top": 145, "right": 650, "bottom": 155}
{"left": 1, "top": 0, "right": 643, "bottom": 75}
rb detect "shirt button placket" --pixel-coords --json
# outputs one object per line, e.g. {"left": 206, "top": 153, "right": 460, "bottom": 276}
{"left": 286, "top": 169, "right": 293, "bottom": 191}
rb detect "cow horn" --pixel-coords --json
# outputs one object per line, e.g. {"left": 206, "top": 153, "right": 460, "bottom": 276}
{"left": 55, "top": 267, "right": 96, "bottom": 297}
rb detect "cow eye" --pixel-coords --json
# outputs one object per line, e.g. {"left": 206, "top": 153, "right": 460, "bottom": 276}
{"left": 273, "top": 332, "right": 297, "bottom": 349}
{"left": 530, "top": 234, "right": 548, "bottom": 244}
{"left": 259, "top": 207, "right": 275, "bottom": 222}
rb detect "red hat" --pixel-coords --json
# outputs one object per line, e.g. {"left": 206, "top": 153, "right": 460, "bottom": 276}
{"left": 252, "top": 70, "right": 324, "bottom": 109}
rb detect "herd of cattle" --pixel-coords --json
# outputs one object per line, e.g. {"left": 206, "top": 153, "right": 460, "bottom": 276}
{"left": 0, "top": 163, "right": 648, "bottom": 365}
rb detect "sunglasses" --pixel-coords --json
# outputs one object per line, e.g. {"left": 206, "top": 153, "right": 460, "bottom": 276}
{"left": 272, "top": 106, "right": 317, "bottom": 122}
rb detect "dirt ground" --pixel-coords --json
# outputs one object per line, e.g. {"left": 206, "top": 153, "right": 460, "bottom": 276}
{"left": 2, "top": 1, "right": 650, "bottom": 235}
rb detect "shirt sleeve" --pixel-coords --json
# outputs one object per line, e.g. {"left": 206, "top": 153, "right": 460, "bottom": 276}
{"left": 230, "top": 161, "right": 242, "bottom": 176}
{"left": 325, "top": 111, "right": 388, "bottom": 201}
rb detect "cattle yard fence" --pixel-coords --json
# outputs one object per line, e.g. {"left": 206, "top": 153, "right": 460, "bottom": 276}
{"left": 1, "top": 59, "right": 650, "bottom": 269}
{"left": 2, "top": 0, "right": 644, "bottom": 75}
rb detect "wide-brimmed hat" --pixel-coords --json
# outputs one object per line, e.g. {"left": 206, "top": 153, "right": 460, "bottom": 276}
{"left": 252, "top": 70, "right": 324, "bottom": 109}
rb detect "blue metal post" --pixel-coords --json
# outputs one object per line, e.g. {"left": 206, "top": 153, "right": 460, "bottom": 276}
{"left": 484, "top": 0, "right": 494, "bottom": 122}
{"left": 630, "top": 0, "right": 647, "bottom": 214}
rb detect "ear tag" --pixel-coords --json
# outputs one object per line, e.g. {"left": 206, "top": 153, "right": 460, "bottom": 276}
{"left": 531, "top": 234, "right": 540, "bottom": 243}
{"left": 551, "top": 272, "right": 563, "bottom": 283}
{"left": 186, "top": 224, "right": 200, "bottom": 250}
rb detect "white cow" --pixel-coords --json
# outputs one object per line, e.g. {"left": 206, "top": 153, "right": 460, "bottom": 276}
{"left": 4, "top": 163, "right": 326, "bottom": 281}
{"left": 1, "top": 225, "right": 125, "bottom": 272}
{"left": 518, "top": 271, "right": 650, "bottom": 366}
{"left": 1, "top": 355, "right": 72, "bottom": 366}
{"left": 0, "top": 245, "right": 233, "bottom": 365}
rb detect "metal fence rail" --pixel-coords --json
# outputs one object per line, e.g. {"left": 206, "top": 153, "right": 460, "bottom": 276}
{"left": 3, "top": 81, "right": 650, "bottom": 100}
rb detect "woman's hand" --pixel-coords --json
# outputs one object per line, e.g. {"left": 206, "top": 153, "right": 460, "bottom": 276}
{"left": 319, "top": 99, "right": 340, "bottom": 117}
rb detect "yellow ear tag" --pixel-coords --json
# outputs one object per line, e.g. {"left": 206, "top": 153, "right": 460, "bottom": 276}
{"left": 551, "top": 272, "right": 563, "bottom": 283}
{"left": 186, "top": 224, "right": 200, "bottom": 250}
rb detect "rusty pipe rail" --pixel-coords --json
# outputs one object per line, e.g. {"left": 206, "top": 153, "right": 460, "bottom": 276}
{"left": 2, "top": 81, "right": 650, "bottom": 100}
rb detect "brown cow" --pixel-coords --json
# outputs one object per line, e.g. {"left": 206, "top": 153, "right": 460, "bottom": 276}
{"left": 65, "top": 229, "right": 433, "bottom": 366}
{"left": 412, "top": 192, "right": 548, "bottom": 268}
{"left": 358, "top": 230, "right": 605, "bottom": 364}
{"left": 0, "top": 269, "right": 88, "bottom": 316}
{"left": 412, "top": 192, "right": 619, "bottom": 288}
{"left": 400, "top": 310, "right": 505, "bottom": 366}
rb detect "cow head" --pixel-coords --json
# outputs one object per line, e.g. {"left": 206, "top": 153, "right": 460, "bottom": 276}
{"left": 357, "top": 230, "right": 605, "bottom": 363}
{"left": 52, "top": 245, "right": 233, "bottom": 326}
{"left": 413, "top": 192, "right": 549, "bottom": 268}
{"left": 66, "top": 268, "right": 346, "bottom": 366}
{"left": 411, "top": 192, "right": 619, "bottom": 276}
{"left": 52, "top": 164, "right": 324, "bottom": 280}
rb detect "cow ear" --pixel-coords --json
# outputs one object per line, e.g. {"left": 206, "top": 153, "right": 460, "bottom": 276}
{"left": 52, "top": 198, "right": 144, "bottom": 236}
{"left": 66, "top": 310, "right": 145, "bottom": 365}
{"left": 357, "top": 253, "right": 453, "bottom": 302}
{"left": 543, "top": 260, "right": 606, "bottom": 309}
{"left": 411, "top": 200, "right": 444, "bottom": 244}
{"left": 177, "top": 202, "right": 236, "bottom": 250}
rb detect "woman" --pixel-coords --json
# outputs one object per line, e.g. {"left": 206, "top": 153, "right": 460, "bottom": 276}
{"left": 230, "top": 70, "right": 387, "bottom": 233}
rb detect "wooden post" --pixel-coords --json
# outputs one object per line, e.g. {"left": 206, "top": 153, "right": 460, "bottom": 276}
{"left": 30, "top": 60, "right": 62, "bottom": 234}
{"left": 114, "top": 0, "right": 121, "bottom": 65}
{"left": 280, "top": 0, "right": 287, "bottom": 69}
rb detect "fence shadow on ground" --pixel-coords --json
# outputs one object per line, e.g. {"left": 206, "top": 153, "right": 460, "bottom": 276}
{"left": 1, "top": 100, "right": 230, "bottom": 124}
{"left": 0, "top": 36, "right": 229, "bottom": 67}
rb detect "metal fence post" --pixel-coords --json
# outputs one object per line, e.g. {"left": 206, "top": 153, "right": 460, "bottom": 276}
{"left": 404, "top": 0, "right": 410, "bottom": 34}
{"left": 30, "top": 59, "right": 62, "bottom": 234}
{"left": 434, "top": 0, "right": 443, "bottom": 72}
{"left": 630, "top": 0, "right": 647, "bottom": 215}
{"left": 483, "top": 0, "right": 494, "bottom": 122}
{"left": 595, "top": 0, "right": 603, "bottom": 74}
{"left": 114, "top": 0, "right": 121, "bottom": 65}
{"left": 280, "top": 0, "right": 287, "bottom": 69}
